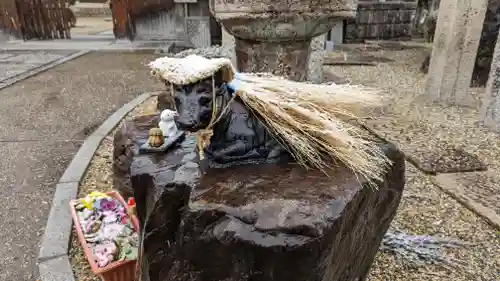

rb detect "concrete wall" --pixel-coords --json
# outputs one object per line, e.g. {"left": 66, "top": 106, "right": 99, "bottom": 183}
{"left": 345, "top": 0, "right": 418, "bottom": 43}
{"left": 0, "top": 30, "right": 9, "bottom": 42}
{"left": 134, "top": 0, "right": 216, "bottom": 48}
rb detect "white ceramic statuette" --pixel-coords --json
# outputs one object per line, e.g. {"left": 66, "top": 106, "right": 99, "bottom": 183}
{"left": 159, "top": 109, "right": 178, "bottom": 138}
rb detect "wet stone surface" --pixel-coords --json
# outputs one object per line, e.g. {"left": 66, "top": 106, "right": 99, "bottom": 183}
{"left": 113, "top": 114, "right": 406, "bottom": 281}
{"left": 0, "top": 51, "right": 74, "bottom": 82}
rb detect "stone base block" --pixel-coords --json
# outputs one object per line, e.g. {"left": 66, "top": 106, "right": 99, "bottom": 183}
{"left": 113, "top": 114, "right": 406, "bottom": 281}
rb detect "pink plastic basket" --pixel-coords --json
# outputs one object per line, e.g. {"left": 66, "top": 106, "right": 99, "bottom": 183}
{"left": 70, "top": 190, "right": 139, "bottom": 281}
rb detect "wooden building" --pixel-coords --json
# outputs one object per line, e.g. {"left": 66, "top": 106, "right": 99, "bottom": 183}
{"left": 0, "top": 0, "right": 219, "bottom": 47}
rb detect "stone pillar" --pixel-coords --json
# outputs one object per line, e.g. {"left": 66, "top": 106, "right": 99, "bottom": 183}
{"left": 223, "top": 28, "right": 328, "bottom": 82}
{"left": 330, "top": 20, "right": 344, "bottom": 45}
{"left": 307, "top": 34, "right": 327, "bottom": 83}
{"left": 425, "top": 0, "right": 488, "bottom": 106}
{"left": 480, "top": 30, "right": 500, "bottom": 131}
{"left": 221, "top": 27, "right": 237, "bottom": 70}
{"left": 212, "top": 0, "right": 357, "bottom": 82}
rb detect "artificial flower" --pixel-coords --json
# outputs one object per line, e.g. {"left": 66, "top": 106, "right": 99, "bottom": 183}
{"left": 95, "top": 197, "right": 118, "bottom": 212}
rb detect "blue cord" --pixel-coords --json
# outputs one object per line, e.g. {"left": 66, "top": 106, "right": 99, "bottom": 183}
{"left": 227, "top": 72, "right": 242, "bottom": 92}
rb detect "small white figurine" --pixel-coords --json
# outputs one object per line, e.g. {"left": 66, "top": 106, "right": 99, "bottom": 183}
{"left": 159, "top": 109, "right": 178, "bottom": 138}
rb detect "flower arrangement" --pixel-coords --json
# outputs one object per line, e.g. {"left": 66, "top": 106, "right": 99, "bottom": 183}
{"left": 73, "top": 191, "right": 139, "bottom": 268}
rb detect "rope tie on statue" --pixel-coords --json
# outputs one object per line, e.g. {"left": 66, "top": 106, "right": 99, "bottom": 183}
{"left": 196, "top": 75, "right": 236, "bottom": 160}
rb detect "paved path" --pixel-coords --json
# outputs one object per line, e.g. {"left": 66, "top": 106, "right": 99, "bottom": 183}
{"left": 71, "top": 17, "right": 112, "bottom": 36}
{"left": 0, "top": 37, "right": 173, "bottom": 52}
{"left": 0, "top": 50, "right": 74, "bottom": 82}
{"left": 0, "top": 52, "right": 163, "bottom": 281}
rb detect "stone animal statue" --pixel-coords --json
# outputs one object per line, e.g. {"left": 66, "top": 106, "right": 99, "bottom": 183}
{"left": 158, "top": 109, "right": 178, "bottom": 138}
{"left": 171, "top": 71, "right": 291, "bottom": 168}
{"left": 420, "top": 9, "right": 438, "bottom": 43}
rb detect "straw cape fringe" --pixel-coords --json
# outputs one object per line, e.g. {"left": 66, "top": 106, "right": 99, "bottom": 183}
{"left": 149, "top": 55, "right": 391, "bottom": 185}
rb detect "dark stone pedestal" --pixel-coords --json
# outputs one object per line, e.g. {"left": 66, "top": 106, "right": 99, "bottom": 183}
{"left": 113, "top": 114, "right": 406, "bottom": 281}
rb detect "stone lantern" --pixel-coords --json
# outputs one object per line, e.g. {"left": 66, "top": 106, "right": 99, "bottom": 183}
{"left": 211, "top": 0, "right": 357, "bottom": 81}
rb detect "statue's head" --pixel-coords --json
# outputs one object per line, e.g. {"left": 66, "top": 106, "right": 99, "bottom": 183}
{"left": 160, "top": 109, "right": 176, "bottom": 122}
{"left": 172, "top": 71, "right": 226, "bottom": 132}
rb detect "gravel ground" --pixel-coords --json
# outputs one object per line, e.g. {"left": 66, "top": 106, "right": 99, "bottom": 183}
{"left": 367, "top": 165, "right": 500, "bottom": 281}
{"left": 0, "top": 51, "right": 74, "bottom": 82}
{"left": 327, "top": 46, "right": 500, "bottom": 224}
{"left": 327, "top": 46, "right": 496, "bottom": 169}
{"left": 327, "top": 45, "right": 500, "bottom": 280}
{"left": 69, "top": 46, "right": 500, "bottom": 281}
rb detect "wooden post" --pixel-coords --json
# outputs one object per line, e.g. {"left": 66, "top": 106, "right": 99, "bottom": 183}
{"left": 110, "top": 0, "right": 130, "bottom": 39}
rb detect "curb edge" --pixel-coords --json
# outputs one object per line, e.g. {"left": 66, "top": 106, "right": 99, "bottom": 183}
{"left": 37, "top": 92, "right": 153, "bottom": 281}
{"left": 431, "top": 174, "right": 500, "bottom": 231}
